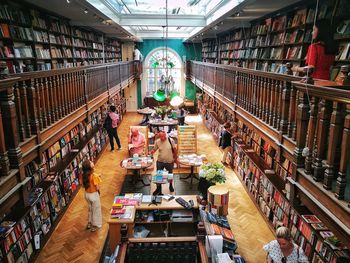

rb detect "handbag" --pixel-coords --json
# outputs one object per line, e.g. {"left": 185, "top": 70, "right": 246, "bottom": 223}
{"left": 168, "top": 137, "right": 177, "bottom": 162}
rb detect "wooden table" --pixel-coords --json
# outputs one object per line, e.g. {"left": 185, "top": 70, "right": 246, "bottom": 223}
{"left": 121, "top": 157, "right": 153, "bottom": 186}
{"left": 137, "top": 108, "right": 155, "bottom": 125}
{"left": 148, "top": 118, "right": 178, "bottom": 132}
{"left": 178, "top": 155, "right": 203, "bottom": 188}
{"left": 107, "top": 195, "right": 199, "bottom": 252}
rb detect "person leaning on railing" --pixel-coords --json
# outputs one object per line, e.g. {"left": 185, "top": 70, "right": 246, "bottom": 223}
{"left": 292, "top": 19, "right": 338, "bottom": 80}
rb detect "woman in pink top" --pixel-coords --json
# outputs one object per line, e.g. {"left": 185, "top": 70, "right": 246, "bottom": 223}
{"left": 128, "top": 128, "right": 145, "bottom": 156}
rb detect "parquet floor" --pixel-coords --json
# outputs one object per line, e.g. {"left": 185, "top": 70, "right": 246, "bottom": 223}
{"left": 36, "top": 113, "right": 274, "bottom": 263}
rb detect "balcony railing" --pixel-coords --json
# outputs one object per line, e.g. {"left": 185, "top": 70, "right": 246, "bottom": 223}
{"left": 0, "top": 61, "right": 139, "bottom": 177}
{"left": 187, "top": 61, "right": 350, "bottom": 207}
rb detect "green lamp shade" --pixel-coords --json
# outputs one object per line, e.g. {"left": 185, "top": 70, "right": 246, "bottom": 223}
{"left": 170, "top": 90, "right": 180, "bottom": 98}
{"left": 153, "top": 89, "right": 166, "bottom": 102}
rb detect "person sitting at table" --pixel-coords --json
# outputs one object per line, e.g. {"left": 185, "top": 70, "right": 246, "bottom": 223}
{"left": 128, "top": 127, "right": 146, "bottom": 156}
{"left": 150, "top": 131, "right": 177, "bottom": 195}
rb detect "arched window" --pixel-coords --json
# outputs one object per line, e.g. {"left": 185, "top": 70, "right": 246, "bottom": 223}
{"left": 145, "top": 48, "right": 182, "bottom": 96}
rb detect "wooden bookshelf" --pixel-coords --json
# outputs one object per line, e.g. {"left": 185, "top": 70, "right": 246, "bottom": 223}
{"left": 0, "top": 89, "right": 126, "bottom": 263}
{"left": 208, "top": 0, "right": 350, "bottom": 79}
{"left": 0, "top": 1, "right": 122, "bottom": 73}
{"left": 177, "top": 125, "right": 197, "bottom": 155}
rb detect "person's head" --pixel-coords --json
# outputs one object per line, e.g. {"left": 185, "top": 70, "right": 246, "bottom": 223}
{"left": 110, "top": 105, "right": 116, "bottom": 112}
{"left": 224, "top": 122, "right": 231, "bottom": 130}
{"left": 158, "top": 131, "right": 167, "bottom": 141}
{"left": 82, "top": 159, "right": 94, "bottom": 189}
{"left": 276, "top": 226, "right": 292, "bottom": 249}
{"left": 313, "top": 19, "right": 338, "bottom": 55}
{"left": 131, "top": 127, "right": 139, "bottom": 137}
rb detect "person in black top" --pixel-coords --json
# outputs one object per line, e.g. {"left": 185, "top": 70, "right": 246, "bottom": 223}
{"left": 219, "top": 122, "right": 232, "bottom": 165}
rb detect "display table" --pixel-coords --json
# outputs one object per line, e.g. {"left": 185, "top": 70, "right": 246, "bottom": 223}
{"left": 137, "top": 107, "right": 155, "bottom": 125}
{"left": 121, "top": 156, "right": 153, "bottom": 186}
{"left": 178, "top": 154, "right": 205, "bottom": 188}
{"left": 151, "top": 170, "right": 175, "bottom": 195}
{"left": 148, "top": 118, "right": 178, "bottom": 132}
{"left": 107, "top": 195, "right": 199, "bottom": 252}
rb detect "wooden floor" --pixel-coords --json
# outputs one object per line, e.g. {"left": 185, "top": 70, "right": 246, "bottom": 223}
{"left": 36, "top": 112, "right": 274, "bottom": 263}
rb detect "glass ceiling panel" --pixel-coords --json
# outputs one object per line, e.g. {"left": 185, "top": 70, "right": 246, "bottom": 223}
{"left": 109, "top": 0, "right": 223, "bottom": 15}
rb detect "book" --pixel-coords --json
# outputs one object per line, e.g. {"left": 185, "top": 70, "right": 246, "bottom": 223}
{"left": 302, "top": 215, "right": 321, "bottom": 224}
{"left": 141, "top": 195, "right": 152, "bottom": 203}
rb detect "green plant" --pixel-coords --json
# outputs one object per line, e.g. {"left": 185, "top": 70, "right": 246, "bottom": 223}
{"left": 199, "top": 163, "right": 226, "bottom": 184}
{"left": 154, "top": 106, "right": 171, "bottom": 115}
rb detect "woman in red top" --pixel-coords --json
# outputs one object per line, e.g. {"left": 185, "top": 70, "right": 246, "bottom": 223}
{"left": 293, "top": 20, "right": 337, "bottom": 80}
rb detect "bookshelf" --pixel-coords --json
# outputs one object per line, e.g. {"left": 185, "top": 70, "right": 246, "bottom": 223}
{"left": 205, "top": 0, "right": 350, "bottom": 78}
{"left": 177, "top": 125, "right": 197, "bottom": 155}
{"left": 0, "top": 91, "right": 126, "bottom": 262}
{"left": 202, "top": 38, "right": 218, "bottom": 64}
{"left": 0, "top": 1, "right": 122, "bottom": 74}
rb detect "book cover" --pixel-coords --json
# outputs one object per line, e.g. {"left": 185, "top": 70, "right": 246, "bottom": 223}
{"left": 302, "top": 214, "right": 321, "bottom": 224}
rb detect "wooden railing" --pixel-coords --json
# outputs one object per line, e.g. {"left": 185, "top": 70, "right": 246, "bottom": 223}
{"left": 187, "top": 61, "right": 350, "bottom": 233}
{"left": 293, "top": 83, "right": 350, "bottom": 200}
{"left": 0, "top": 61, "right": 139, "bottom": 178}
{"left": 188, "top": 61, "right": 302, "bottom": 142}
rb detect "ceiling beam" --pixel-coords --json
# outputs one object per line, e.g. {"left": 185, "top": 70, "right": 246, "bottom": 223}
{"left": 119, "top": 14, "right": 206, "bottom": 27}
{"left": 135, "top": 31, "right": 191, "bottom": 39}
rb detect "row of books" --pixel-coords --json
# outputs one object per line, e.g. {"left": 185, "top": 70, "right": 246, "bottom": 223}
{"left": 0, "top": 100, "right": 124, "bottom": 262}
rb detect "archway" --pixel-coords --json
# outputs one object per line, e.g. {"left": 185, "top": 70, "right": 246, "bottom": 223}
{"left": 142, "top": 47, "right": 184, "bottom": 101}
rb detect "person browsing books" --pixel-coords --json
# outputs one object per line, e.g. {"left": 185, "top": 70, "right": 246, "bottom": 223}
{"left": 264, "top": 226, "right": 308, "bottom": 263}
{"left": 104, "top": 105, "right": 121, "bottom": 152}
{"left": 150, "top": 131, "right": 176, "bottom": 195}
{"left": 82, "top": 160, "right": 102, "bottom": 232}
{"left": 128, "top": 127, "right": 145, "bottom": 156}
{"left": 292, "top": 20, "right": 337, "bottom": 80}
{"left": 219, "top": 122, "right": 232, "bottom": 165}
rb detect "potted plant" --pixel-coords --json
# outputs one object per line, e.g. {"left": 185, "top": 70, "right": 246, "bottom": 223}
{"left": 154, "top": 106, "right": 171, "bottom": 120}
{"left": 198, "top": 163, "right": 226, "bottom": 200}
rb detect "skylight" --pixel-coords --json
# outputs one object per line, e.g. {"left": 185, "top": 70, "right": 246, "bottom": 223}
{"left": 108, "top": 0, "right": 222, "bottom": 16}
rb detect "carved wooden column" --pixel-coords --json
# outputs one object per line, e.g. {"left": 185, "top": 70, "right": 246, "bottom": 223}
{"left": 48, "top": 76, "right": 57, "bottom": 122}
{"left": 58, "top": 74, "right": 66, "bottom": 117}
{"left": 305, "top": 97, "right": 319, "bottom": 174}
{"left": 261, "top": 77, "right": 266, "bottom": 120}
{"left": 335, "top": 104, "right": 350, "bottom": 199}
{"left": 288, "top": 85, "right": 297, "bottom": 139}
{"left": 324, "top": 102, "right": 344, "bottom": 189}
{"left": 26, "top": 79, "right": 40, "bottom": 136}
{"left": 258, "top": 76, "right": 263, "bottom": 118}
{"left": 38, "top": 78, "right": 47, "bottom": 129}
{"left": 280, "top": 80, "right": 291, "bottom": 134}
{"left": 0, "top": 106, "right": 10, "bottom": 175}
{"left": 52, "top": 75, "right": 60, "bottom": 120}
{"left": 250, "top": 75, "right": 256, "bottom": 113}
{"left": 0, "top": 78, "right": 23, "bottom": 170}
{"left": 272, "top": 80, "right": 278, "bottom": 128}
{"left": 265, "top": 78, "right": 271, "bottom": 123}
{"left": 19, "top": 81, "right": 31, "bottom": 138}
{"left": 65, "top": 73, "right": 71, "bottom": 114}
{"left": 253, "top": 75, "right": 259, "bottom": 116}
{"left": 276, "top": 80, "right": 282, "bottom": 130}
{"left": 43, "top": 77, "right": 51, "bottom": 127}
{"left": 269, "top": 79, "right": 275, "bottom": 126}
{"left": 294, "top": 91, "right": 310, "bottom": 167}
{"left": 34, "top": 79, "right": 43, "bottom": 130}
{"left": 14, "top": 83, "right": 25, "bottom": 141}
{"left": 313, "top": 99, "right": 332, "bottom": 181}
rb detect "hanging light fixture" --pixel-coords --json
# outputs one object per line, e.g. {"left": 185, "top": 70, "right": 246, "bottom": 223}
{"left": 153, "top": 0, "right": 174, "bottom": 102}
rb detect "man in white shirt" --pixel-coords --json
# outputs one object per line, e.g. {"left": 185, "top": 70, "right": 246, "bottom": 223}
{"left": 134, "top": 46, "right": 143, "bottom": 61}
